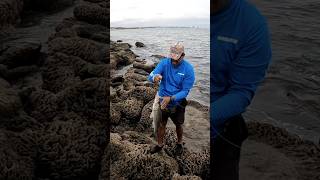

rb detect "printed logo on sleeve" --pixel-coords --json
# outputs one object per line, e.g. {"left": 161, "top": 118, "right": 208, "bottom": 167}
{"left": 177, "top": 73, "right": 185, "bottom": 76}
{"left": 217, "top": 36, "right": 238, "bottom": 44}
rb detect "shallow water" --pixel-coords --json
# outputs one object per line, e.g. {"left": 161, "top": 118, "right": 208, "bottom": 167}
{"left": 246, "top": 0, "right": 320, "bottom": 143}
{"left": 111, "top": 27, "right": 210, "bottom": 106}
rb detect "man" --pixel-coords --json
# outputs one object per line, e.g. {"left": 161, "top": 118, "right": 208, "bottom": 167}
{"left": 148, "top": 42, "right": 195, "bottom": 155}
{"left": 211, "top": 0, "right": 272, "bottom": 179}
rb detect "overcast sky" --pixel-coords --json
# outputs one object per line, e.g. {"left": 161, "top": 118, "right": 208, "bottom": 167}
{"left": 111, "top": 0, "right": 210, "bottom": 27}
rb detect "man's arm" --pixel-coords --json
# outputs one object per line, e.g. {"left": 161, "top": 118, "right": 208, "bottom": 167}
{"left": 171, "top": 66, "right": 195, "bottom": 102}
{"left": 212, "top": 22, "right": 272, "bottom": 127}
{"left": 148, "top": 59, "right": 166, "bottom": 83}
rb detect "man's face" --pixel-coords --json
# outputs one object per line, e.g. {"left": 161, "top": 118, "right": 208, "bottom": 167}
{"left": 171, "top": 54, "right": 184, "bottom": 65}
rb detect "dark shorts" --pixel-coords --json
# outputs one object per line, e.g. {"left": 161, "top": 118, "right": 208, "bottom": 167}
{"left": 160, "top": 99, "right": 187, "bottom": 126}
{"left": 210, "top": 115, "right": 248, "bottom": 180}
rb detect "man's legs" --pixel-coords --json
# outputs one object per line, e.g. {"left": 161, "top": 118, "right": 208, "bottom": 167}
{"left": 157, "top": 115, "right": 168, "bottom": 146}
{"left": 170, "top": 105, "right": 186, "bottom": 155}
{"left": 176, "top": 125, "right": 183, "bottom": 144}
{"left": 150, "top": 109, "right": 169, "bottom": 154}
{"left": 211, "top": 115, "right": 248, "bottom": 180}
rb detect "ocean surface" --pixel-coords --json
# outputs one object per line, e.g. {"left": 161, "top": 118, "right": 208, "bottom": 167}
{"left": 245, "top": 0, "right": 320, "bottom": 143}
{"left": 111, "top": 27, "right": 210, "bottom": 106}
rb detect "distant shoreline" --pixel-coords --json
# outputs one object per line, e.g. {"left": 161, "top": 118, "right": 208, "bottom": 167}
{"left": 111, "top": 26, "right": 209, "bottom": 30}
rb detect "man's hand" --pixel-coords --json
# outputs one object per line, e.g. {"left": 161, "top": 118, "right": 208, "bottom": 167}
{"left": 161, "top": 96, "right": 171, "bottom": 110}
{"left": 154, "top": 75, "right": 162, "bottom": 83}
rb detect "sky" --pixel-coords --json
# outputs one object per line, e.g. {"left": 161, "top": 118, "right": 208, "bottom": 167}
{"left": 110, "top": 0, "right": 210, "bottom": 28}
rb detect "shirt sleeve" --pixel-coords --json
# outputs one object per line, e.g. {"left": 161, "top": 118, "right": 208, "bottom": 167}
{"left": 172, "top": 65, "right": 195, "bottom": 101}
{"left": 148, "top": 59, "right": 166, "bottom": 83}
{"left": 211, "top": 22, "right": 272, "bottom": 127}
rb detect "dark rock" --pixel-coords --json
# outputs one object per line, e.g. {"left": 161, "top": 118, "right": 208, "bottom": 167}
{"left": 0, "top": 0, "right": 23, "bottom": 27}
{"left": 151, "top": 54, "right": 165, "bottom": 59}
{"left": 117, "top": 40, "right": 122, "bottom": 42}
{"left": 135, "top": 41, "right": 145, "bottom": 48}
{"left": 0, "top": 39, "right": 41, "bottom": 68}
{"left": 48, "top": 37, "right": 107, "bottom": 64}
{"left": 0, "top": 129, "right": 37, "bottom": 180}
{"left": 0, "top": 82, "right": 22, "bottom": 118}
{"left": 36, "top": 116, "right": 103, "bottom": 180}
{"left": 73, "top": 2, "right": 108, "bottom": 26}
{"left": 133, "top": 62, "right": 155, "bottom": 73}
{"left": 24, "top": 0, "right": 74, "bottom": 11}
{"left": 121, "top": 97, "right": 144, "bottom": 122}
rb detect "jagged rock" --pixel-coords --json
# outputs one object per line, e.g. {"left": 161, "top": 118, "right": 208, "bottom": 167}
{"left": 136, "top": 100, "right": 154, "bottom": 132}
{"left": 129, "top": 86, "right": 157, "bottom": 104}
{"left": 0, "top": 129, "right": 37, "bottom": 180}
{"left": 24, "top": 0, "right": 74, "bottom": 11}
{"left": 163, "top": 129, "right": 210, "bottom": 179}
{"left": 24, "top": 88, "right": 58, "bottom": 122}
{"left": 0, "top": 0, "right": 23, "bottom": 27}
{"left": 135, "top": 41, "right": 145, "bottom": 48}
{"left": 0, "top": 39, "right": 41, "bottom": 68}
{"left": 73, "top": 2, "right": 108, "bottom": 26}
{"left": 56, "top": 78, "right": 109, "bottom": 126}
{"left": 121, "top": 97, "right": 144, "bottom": 122}
{"left": 48, "top": 37, "right": 107, "bottom": 64}
{"left": 0, "top": 82, "right": 22, "bottom": 118}
{"left": 110, "top": 133, "right": 179, "bottom": 179}
{"left": 110, "top": 103, "right": 121, "bottom": 125}
{"left": 110, "top": 41, "right": 136, "bottom": 70}
{"left": 151, "top": 54, "right": 165, "bottom": 59}
{"left": 172, "top": 173, "right": 202, "bottom": 180}
{"left": 36, "top": 115, "right": 104, "bottom": 180}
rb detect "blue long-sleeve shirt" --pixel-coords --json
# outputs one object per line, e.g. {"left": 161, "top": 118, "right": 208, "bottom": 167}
{"left": 211, "top": 0, "right": 272, "bottom": 137}
{"left": 148, "top": 58, "right": 195, "bottom": 106}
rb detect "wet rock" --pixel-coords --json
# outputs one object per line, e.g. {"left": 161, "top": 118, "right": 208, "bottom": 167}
{"left": 151, "top": 54, "right": 165, "bottom": 59}
{"left": 116, "top": 40, "right": 122, "bottom": 42}
{"left": 134, "top": 68, "right": 149, "bottom": 76}
{"left": 0, "top": 39, "right": 41, "bottom": 68}
{"left": 110, "top": 133, "right": 179, "bottom": 179}
{"left": 110, "top": 42, "right": 136, "bottom": 69}
{"left": 135, "top": 41, "right": 145, "bottom": 48}
{"left": 133, "top": 62, "right": 155, "bottom": 73}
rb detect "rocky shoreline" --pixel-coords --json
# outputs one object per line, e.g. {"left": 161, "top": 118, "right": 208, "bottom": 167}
{"left": 110, "top": 40, "right": 210, "bottom": 179}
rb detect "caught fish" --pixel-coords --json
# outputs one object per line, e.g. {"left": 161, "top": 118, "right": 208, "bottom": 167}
{"left": 151, "top": 92, "right": 161, "bottom": 140}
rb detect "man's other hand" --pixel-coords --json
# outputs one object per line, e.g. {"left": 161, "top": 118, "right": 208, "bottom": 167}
{"left": 154, "top": 75, "right": 162, "bottom": 83}
{"left": 161, "top": 96, "right": 171, "bottom": 109}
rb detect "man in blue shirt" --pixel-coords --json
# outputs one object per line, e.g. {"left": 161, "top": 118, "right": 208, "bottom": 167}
{"left": 211, "top": 0, "right": 272, "bottom": 179}
{"left": 148, "top": 43, "right": 195, "bottom": 155}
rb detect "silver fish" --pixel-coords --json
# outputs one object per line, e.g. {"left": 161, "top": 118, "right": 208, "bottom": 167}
{"left": 151, "top": 93, "right": 161, "bottom": 140}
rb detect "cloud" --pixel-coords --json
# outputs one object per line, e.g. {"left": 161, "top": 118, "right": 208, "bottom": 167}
{"left": 111, "top": 0, "right": 209, "bottom": 27}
